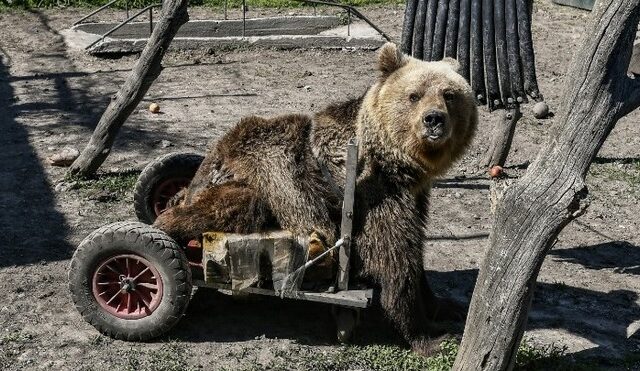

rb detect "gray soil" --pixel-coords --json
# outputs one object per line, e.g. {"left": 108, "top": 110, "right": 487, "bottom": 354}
{"left": 0, "top": 1, "right": 639, "bottom": 370}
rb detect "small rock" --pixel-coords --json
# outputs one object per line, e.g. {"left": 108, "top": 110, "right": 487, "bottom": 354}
{"left": 302, "top": 70, "right": 313, "bottom": 77}
{"left": 89, "top": 192, "right": 116, "bottom": 203}
{"left": 55, "top": 181, "right": 78, "bottom": 192}
{"left": 149, "top": 103, "right": 161, "bottom": 113}
{"left": 38, "top": 291, "right": 54, "bottom": 299}
{"left": 159, "top": 140, "right": 173, "bottom": 148}
{"left": 47, "top": 147, "right": 80, "bottom": 167}
{"left": 533, "top": 101, "right": 550, "bottom": 119}
{"left": 454, "top": 192, "right": 462, "bottom": 199}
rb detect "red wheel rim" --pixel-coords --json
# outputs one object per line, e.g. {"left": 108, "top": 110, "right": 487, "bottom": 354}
{"left": 152, "top": 178, "right": 191, "bottom": 216}
{"left": 92, "top": 254, "right": 164, "bottom": 320}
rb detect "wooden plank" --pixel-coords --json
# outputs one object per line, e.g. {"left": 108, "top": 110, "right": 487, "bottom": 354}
{"left": 195, "top": 280, "right": 373, "bottom": 308}
{"left": 338, "top": 138, "right": 358, "bottom": 291}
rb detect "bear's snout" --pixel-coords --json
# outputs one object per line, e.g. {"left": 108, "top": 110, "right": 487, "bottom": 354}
{"left": 422, "top": 110, "right": 449, "bottom": 142}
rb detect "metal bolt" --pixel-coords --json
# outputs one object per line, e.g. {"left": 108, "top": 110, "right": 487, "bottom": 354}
{"left": 507, "top": 97, "right": 514, "bottom": 104}
{"left": 477, "top": 94, "right": 484, "bottom": 101}
{"left": 493, "top": 99, "right": 500, "bottom": 106}
{"left": 516, "top": 96, "right": 524, "bottom": 103}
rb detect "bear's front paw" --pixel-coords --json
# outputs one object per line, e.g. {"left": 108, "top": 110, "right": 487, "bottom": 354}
{"left": 308, "top": 231, "right": 329, "bottom": 260}
{"left": 303, "top": 231, "right": 335, "bottom": 283}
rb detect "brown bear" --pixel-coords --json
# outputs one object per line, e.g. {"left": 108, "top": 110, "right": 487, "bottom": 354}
{"left": 154, "top": 43, "right": 477, "bottom": 353}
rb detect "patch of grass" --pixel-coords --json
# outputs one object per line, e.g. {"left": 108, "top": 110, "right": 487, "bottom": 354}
{"left": 515, "top": 340, "right": 569, "bottom": 370}
{"left": 2, "top": 0, "right": 402, "bottom": 9}
{"left": 252, "top": 338, "right": 591, "bottom": 371}
{"left": 117, "top": 342, "right": 197, "bottom": 371}
{"left": 65, "top": 170, "right": 139, "bottom": 202}
{"left": 588, "top": 159, "right": 640, "bottom": 196}
{"left": 0, "top": 330, "right": 36, "bottom": 370}
{"left": 0, "top": 330, "right": 35, "bottom": 345}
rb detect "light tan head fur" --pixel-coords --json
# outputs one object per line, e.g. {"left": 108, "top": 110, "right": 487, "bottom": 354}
{"left": 358, "top": 43, "right": 477, "bottom": 178}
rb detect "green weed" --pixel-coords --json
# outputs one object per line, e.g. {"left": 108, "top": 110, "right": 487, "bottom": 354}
{"left": 65, "top": 170, "right": 138, "bottom": 202}
{"left": 0, "top": 330, "right": 36, "bottom": 370}
{"left": 251, "top": 338, "right": 587, "bottom": 371}
{"left": 118, "top": 342, "right": 197, "bottom": 371}
{"left": 589, "top": 158, "right": 640, "bottom": 196}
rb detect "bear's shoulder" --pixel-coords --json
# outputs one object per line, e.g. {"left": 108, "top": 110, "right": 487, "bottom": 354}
{"left": 312, "top": 95, "right": 363, "bottom": 146}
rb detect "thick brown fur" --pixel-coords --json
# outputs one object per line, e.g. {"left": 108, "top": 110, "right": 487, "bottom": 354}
{"left": 153, "top": 43, "right": 478, "bottom": 353}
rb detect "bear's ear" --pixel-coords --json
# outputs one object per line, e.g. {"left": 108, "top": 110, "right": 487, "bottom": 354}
{"left": 377, "top": 43, "right": 407, "bottom": 78}
{"left": 441, "top": 57, "right": 460, "bottom": 72}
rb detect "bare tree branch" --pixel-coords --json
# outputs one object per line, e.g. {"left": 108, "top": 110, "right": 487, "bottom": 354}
{"left": 68, "top": 0, "right": 189, "bottom": 177}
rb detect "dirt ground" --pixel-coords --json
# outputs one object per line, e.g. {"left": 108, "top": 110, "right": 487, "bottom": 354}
{"left": 0, "top": 1, "right": 639, "bottom": 370}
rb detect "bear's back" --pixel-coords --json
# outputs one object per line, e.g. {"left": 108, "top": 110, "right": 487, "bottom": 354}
{"left": 216, "top": 114, "right": 314, "bottom": 163}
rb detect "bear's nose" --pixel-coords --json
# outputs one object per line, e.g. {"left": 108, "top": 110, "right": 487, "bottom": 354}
{"left": 423, "top": 111, "right": 446, "bottom": 128}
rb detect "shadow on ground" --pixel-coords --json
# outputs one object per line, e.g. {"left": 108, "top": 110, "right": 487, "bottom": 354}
{"left": 428, "top": 259, "right": 640, "bottom": 363}
{"left": 549, "top": 241, "right": 640, "bottom": 275}
{"left": 0, "top": 56, "right": 73, "bottom": 267}
{"left": 0, "top": 10, "right": 218, "bottom": 268}
{"left": 167, "top": 287, "right": 404, "bottom": 347}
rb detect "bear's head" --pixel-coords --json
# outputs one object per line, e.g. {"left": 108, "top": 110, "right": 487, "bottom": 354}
{"left": 360, "top": 43, "right": 477, "bottom": 177}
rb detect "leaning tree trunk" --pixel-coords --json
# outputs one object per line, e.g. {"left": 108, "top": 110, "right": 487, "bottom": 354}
{"left": 452, "top": 0, "right": 640, "bottom": 370}
{"left": 68, "top": 0, "right": 189, "bottom": 177}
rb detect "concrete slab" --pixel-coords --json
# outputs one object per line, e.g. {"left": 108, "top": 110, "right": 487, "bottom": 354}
{"left": 63, "top": 16, "right": 386, "bottom": 55}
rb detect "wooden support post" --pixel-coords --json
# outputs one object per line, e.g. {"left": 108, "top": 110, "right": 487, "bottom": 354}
{"left": 68, "top": 0, "right": 189, "bottom": 178}
{"left": 481, "top": 106, "right": 521, "bottom": 169}
{"left": 338, "top": 138, "right": 358, "bottom": 291}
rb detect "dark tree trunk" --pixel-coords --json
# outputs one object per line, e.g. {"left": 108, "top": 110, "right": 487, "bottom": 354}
{"left": 68, "top": 0, "right": 189, "bottom": 177}
{"left": 452, "top": 0, "right": 640, "bottom": 369}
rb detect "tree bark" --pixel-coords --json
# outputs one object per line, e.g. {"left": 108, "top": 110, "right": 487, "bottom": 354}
{"left": 452, "top": 0, "right": 640, "bottom": 370}
{"left": 68, "top": 0, "right": 189, "bottom": 177}
{"left": 480, "top": 107, "right": 521, "bottom": 168}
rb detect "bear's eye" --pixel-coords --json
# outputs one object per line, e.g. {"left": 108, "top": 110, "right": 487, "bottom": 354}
{"left": 443, "top": 90, "right": 456, "bottom": 102}
{"left": 409, "top": 93, "right": 421, "bottom": 103}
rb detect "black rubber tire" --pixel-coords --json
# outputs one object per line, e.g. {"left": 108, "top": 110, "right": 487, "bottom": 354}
{"left": 68, "top": 221, "right": 193, "bottom": 341}
{"left": 133, "top": 152, "right": 204, "bottom": 224}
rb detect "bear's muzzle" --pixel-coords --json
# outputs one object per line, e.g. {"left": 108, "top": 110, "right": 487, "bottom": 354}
{"left": 422, "top": 110, "right": 449, "bottom": 142}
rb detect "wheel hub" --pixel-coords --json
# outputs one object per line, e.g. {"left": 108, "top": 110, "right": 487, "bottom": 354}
{"left": 118, "top": 275, "right": 136, "bottom": 293}
{"left": 92, "top": 254, "right": 164, "bottom": 320}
